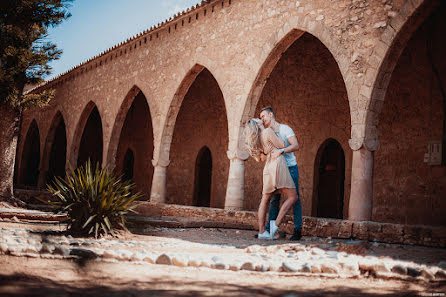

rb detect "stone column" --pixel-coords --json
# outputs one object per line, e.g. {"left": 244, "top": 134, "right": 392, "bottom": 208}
{"left": 348, "top": 140, "right": 375, "bottom": 221}
{"left": 224, "top": 150, "right": 249, "bottom": 210}
{"left": 150, "top": 160, "right": 169, "bottom": 203}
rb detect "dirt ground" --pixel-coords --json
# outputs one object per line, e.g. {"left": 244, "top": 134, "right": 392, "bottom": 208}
{"left": 0, "top": 220, "right": 445, "bottom": 296}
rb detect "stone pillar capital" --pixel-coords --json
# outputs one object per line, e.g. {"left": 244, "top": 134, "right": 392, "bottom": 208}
{"left": 226, "top": 149, "right": 249, "bottom": 161}
{"left": 348, "top": 138, "right": 379, "bottom": 151}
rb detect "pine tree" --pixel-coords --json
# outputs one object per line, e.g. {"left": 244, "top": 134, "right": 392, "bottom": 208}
{"left": 0, "top": 0, "right": 71, "bottom": 202}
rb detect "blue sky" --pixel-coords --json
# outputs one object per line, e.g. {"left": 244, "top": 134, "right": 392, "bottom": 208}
{"left": 45, "top": 0, "right": 201, "bottom": 79}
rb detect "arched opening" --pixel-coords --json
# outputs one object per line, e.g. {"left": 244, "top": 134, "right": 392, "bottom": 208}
{"left": 114, "top": 90, "right": 153, "bottom": 196}
{"left": 312, "top": 139, "right": 345, "bottom": 219}
{"left": 373, "top": 2, "right": 446, "bottom": 226}
{"left": 243, "top": 32, "right": 351, "bottom": 216}
{"left": 122, "top": 148, "right": 134, "bottom": 182}
{"left": 166, "top": 67, "right": 228, "bottom": 208}
{"left": 77, "top": 106, "right": 103, "bottom": 168}
{"left": 193, "top": 146, "right": 212, "bottom": 207}
{"left": 19, "top": 120, "right": 40, "bottom": 188}
{"left": 46, "top": 115, "right": 67, "bottom": 184}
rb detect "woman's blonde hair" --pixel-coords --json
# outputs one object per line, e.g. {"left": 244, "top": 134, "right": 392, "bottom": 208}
{"left": 244, "top": 119, "right": 262, "bottom": 161}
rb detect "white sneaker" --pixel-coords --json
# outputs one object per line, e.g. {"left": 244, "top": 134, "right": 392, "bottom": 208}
{"left": 258, "top": 230, "right": 271, "bottom": 239}
{"left": 270, "top": 220, "right": 279, "bottom": 239}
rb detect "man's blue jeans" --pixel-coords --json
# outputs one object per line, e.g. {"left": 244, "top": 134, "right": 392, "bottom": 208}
{"left": 265, "top": 165, "right": 302, "bottom": 232}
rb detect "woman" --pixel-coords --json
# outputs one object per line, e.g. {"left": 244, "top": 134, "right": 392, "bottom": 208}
{"left": 245, "top": 119, "right": 299, "bottom": 239}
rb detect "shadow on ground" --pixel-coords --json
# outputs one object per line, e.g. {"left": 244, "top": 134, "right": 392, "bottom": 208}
{"left": 0, "top": 272, "right": 442, "bottom": 297}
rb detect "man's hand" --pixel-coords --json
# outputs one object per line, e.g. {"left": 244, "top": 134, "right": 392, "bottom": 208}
{"left": 271, "top": 149, "right": 282, "bottom": 159}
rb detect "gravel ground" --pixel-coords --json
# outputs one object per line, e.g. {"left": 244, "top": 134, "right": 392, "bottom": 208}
{"left": 0, "top": 219, "right": 445, "bottom": 296}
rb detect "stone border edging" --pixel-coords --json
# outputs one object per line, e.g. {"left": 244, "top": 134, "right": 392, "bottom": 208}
{"left": 132, "top": 202, "right": 446, "bottom": 248}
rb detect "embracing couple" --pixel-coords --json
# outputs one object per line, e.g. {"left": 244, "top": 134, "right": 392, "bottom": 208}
{"left": 245, "top": 106, "right": 302, "bottom": 240}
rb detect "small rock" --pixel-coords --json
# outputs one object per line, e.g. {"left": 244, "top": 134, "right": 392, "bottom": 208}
{"left": 321, "top": 263, "right": 339, "bottom": 274}
{"left": 391, "top": 264, "right": 407, "bottom": 275}
{"left": 420, "top": 270, "right": 435, "bottom": 280}
{"left": 40, "top": 244, "right": 55, "bottom": 254}
{"left": 117, "top": 250, "right": 133, "bottom": 261}
{"left": 156, "top": 254, "right": 172, "bottom": 265}
{"left": 326, "top": 251, "right": 339, "bottom": 260}
{"left": 11, "top": 216, "right": 20, "bottom": 223}
{"left": 214, "top": 263, "right": 227, "bottom": 270}
{"left": 300, "top": 263, "right": 312, "bottom": 273}
{"left": 311, "top": 263, "right": 322, "bottom": 273}
{"left": 172, "top": 256, "right": 187, "bottom": 267}
{"left": 0, "top": 243, "right": 8, "bottom": 253}
{"left": 187, "top": 259, "right": 200, "bottom": 267}
{"left": 70, "top": 248, "right": 97, "bottom": 259}
{"left": 240, "top": 262, "right": 255, "bottom": 271}
{"left": 54, "top": 245, "right": 71, "bottom": 257}
{"left": 103, "top": 250, "right": 118, "bottom": 259}
{"left": 282, "top": 262, "right": 299, "bottom": 272}
{"left": 407, "top": 267, "right": 421, "bottom": 277}
{"left": 144, "top": 255, "right": 155, "bottom": 264}
{"left": 435, "top": 270, "right": 446, "bottom": 280}
{"left": 311, "top": 248, "right": 325, "bottom": 256}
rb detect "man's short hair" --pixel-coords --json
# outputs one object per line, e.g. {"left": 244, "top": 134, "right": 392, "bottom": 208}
{"left": 260, "top": 106, "right": 275, "bottom": 118}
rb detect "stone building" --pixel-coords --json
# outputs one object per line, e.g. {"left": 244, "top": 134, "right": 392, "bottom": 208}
{"left": 16, "top": 0, "right": 445, "bottom": 227}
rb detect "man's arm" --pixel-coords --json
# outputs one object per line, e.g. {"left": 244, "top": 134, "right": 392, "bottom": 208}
{"left": 271, "top": 135, "right": 299, "bottom": 159}
{"left": 284, "top": 136, "right": 299, "bottom": 153}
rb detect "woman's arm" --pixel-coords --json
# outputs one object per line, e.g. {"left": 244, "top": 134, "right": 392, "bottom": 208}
{"left": 266, "top": 128, "right": 285, "bottom": 149}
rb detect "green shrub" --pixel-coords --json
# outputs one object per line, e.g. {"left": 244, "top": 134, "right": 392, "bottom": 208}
{"left": 44, "top": 160, "right": 142, "bottom": 238}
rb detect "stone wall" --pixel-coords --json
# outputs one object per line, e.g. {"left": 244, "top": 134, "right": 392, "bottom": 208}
{"left": 167, "top": 69, "right": 229, "bottom": 208}
{"left": 373, "top": 5, "right": 446, "bottom": 226}
{"left": 244, "top": 33, "right": 351, "bottom": 219}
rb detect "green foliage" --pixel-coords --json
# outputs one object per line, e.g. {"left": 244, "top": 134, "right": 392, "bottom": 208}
{"left": 44, "top": 160, "right": 142, "bottom": 238}
{"left": 0, "top": 0, "right": 72, "bottom": 108}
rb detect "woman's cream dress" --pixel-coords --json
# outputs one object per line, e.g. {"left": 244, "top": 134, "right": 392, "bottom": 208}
{"left": 260, "top": 127, "right": 296, "bottom": 195}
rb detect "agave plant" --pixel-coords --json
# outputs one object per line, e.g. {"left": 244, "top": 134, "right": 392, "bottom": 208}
{"left": 44, "top": 160, "right": 142, "bottom": 238}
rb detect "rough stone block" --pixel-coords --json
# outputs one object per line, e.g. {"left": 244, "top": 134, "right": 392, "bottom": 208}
{"left": 337, "top": 220, "right": 353, "bottom": 238}
{"left": 379, "top": 223, "right": 404, "bottom": 244}
{"left": 352, "top": 221, "right": 368, "bottom": 240}
{"left": 302, "top": 216, "right": 318, "bottom": 236}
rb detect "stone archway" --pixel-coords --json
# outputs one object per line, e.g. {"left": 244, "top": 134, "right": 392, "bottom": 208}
{"left": 39, "top": 111, "right": 67, "bottom": 186}
{"left": 312, "top": 139, "right": 345, "bottom": 219}
{"left": 372, "top": 2, "right": 446, "bottom": 226}
{"left": 165, "top": 67, "right": 228, "bottom": 208}
{"left": 74, "top": 104, "right": 103, "bottom": 168}
{"left": 113, "top": 89, "right": 153, "bottom": 196}
{"left": 193, "top": 146, "right": 212, "bottom": 207}
{"left": 18, "top": 120, "right": 40, "bottom": 188}
{"left": 242, "top": 31, "right": 351, "bottom": 216}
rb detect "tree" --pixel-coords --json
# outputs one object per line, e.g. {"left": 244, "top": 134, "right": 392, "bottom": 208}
{"left": 0, "top": 0, "right": 71, "bottom": 202}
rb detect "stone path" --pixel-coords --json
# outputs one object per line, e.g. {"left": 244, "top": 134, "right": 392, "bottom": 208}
{"left": 1, "top": 221, "right": 445, "bottom": 283}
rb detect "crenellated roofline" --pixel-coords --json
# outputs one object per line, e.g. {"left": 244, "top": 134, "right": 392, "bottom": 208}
{"left": 26, "top": 0, "right": 232, "bottom": 94}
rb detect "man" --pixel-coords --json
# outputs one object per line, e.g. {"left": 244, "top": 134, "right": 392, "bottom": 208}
{"left": 259, "top": 106, "right": 302, "bottom": 240}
